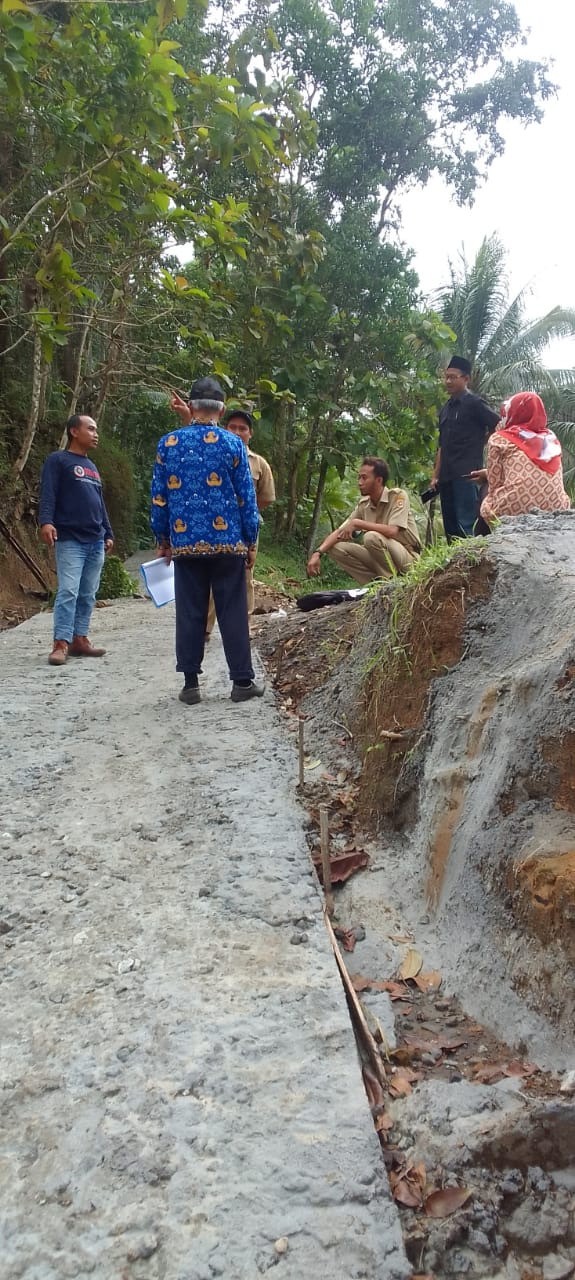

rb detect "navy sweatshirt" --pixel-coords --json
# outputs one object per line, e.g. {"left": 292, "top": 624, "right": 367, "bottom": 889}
{"left": 39, "top": 450, "right": 113, "bottom": 543}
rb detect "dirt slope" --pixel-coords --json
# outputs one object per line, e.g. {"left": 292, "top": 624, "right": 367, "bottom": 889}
{"left": 267, "top": 513, "right": 575, "bottom": 1061}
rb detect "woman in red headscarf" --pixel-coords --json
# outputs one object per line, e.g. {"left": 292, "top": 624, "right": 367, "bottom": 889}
{"left": 476, "top": 392, "right": 570, "bottom": 526}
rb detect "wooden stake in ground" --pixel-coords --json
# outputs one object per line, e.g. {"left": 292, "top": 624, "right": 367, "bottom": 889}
{"left": 319, "top": 803, "right": 334, "bottom": 917}
{"left": 325, "top": 912, "right": 387, "bottom": 1088}
{"left": 0, "top": 516, "right": 50, "bottom": 593}
{"left": 298, "top": 718, "right": 305, "bottom": 788}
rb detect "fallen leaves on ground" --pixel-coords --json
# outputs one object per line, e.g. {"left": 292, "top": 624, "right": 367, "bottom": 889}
{"left": 424, "top": 1186, "right": 472, "bottom": 1218}
{"left": 333, "top": 926, "right": 356, "bottom": 952}
{"left": 388, "top": 1066, "right": 420, "bottom": 1098}
{"left": 473, "top": 1058, "right": 539, "bottom": 1084}
{"left": 505, "top": 1059, "right": 538, "bottom": 1077}
{"left": 399, "top": 948, "right": 423, "bottom": 980}
{"left": 404, "top": 1032, "right": 467, "bottom": 1054}
{"left": 413, "top": 970, "right": 442, "bottom": 993}
{"left": 473, "top": 1062, "right": 506, "bottom": 1084}
{"left": 313, "top": 847, "right": 369, "bottom": 885}
{"left": 390, "top": 1161, "right": 427, "bottom": 1209}
{"left": 351, "top": 975, "right": 411, "bottom": 1001}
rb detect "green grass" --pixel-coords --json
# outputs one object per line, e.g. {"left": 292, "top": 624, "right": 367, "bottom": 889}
{"left": 256, "top": 526, "right": 351, "bottom": 597}
{"left": 363, "top": 537, "right": 488, "bottom": 675}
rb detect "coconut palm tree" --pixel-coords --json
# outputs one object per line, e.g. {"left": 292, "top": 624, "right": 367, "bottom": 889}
{"left": 436, "top": 233, "right": 575, "bottom": 490}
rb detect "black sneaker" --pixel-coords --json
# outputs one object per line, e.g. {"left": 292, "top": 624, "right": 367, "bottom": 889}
{"left": 230, "top": 681, "right": 265, "bottom": 703}
{"left": 179, "top": 678, "right": 201, "bottom": 705}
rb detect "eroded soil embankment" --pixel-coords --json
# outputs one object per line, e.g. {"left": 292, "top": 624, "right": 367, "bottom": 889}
{"left": 257, "top": 512, "right": 575, "bottom": 1054}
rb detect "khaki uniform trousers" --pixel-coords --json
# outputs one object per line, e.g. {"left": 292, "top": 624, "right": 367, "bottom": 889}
{"left": 206, "top": 561, "right": 254, "bottom": 633}
{"left": 329, "top": 531, "right": 417, "bottom": 584}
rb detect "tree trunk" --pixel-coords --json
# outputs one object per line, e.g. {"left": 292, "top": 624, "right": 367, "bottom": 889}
{"left": 304, "top": 415, "right": 321, "bottom": 497}
{"left": 285, "top": 451, "right": 301, "bottom": 535}
{"left": 306, "top": 453, "right": 329, "bottom": 555}
{"left": 12, "top": 330, "right": 45, "bottom": 475}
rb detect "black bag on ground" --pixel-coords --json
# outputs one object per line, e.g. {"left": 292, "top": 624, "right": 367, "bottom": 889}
{"left": 296, "top": 589, "right": 368, "bottom": 613}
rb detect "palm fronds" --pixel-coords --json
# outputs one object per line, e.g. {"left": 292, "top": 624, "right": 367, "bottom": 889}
{"left": 437, "top": 234, "right": 575, "bottom": 418}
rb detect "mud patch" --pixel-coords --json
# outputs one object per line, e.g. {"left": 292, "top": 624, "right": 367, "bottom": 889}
{"left": 512, "top": 849, "right": 575, "bottom": 960}
{"left": 254, "top": 599, "right": 361, "bottom": 711}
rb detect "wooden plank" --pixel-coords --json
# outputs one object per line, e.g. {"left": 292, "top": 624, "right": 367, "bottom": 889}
{"left": 324, "top": 911, "right": 387, "bottom": 1088}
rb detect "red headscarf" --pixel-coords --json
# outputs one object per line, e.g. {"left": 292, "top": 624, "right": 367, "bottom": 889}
{"left": 497, "top": 392, "right": 562, "bottom": 475}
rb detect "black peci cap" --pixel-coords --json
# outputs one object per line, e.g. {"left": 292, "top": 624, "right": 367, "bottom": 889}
{"left": 447, "top": 355, "right": 472, "bottom": 376}
{"left": 188, "top": 376, "right": 226, "bottom": 403}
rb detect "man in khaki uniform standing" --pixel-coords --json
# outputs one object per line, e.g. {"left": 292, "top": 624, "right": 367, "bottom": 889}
{"left": 307, "top": 456, "right": 420, "bottom": 584}
{"left": 206, "top": 409, "right": 275, "bottom": 632}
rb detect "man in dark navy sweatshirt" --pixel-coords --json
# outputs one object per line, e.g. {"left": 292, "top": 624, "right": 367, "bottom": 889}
{"left": 39, "top": 414, "right": 114, "bottom": 666}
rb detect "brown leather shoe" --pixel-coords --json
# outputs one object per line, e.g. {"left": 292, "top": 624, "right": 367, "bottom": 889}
{"left": 68, "top": 635, "right": 106, "bottom": 658}
{"left": 48, "top": 640, "right": 69, "bottom": 666}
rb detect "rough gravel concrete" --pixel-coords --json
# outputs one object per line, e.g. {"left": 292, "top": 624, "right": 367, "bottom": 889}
{"left": 0, "top": 601, "right": 409, "bottom": 1280}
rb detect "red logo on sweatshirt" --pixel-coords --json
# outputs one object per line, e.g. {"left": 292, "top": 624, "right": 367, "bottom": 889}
{"left": 74, "top": 465, "right": 85, "bottom": 477}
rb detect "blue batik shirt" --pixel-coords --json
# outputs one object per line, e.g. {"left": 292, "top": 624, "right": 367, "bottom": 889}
{"left": 150, "top": 421, "right": 261, "bottom": 556}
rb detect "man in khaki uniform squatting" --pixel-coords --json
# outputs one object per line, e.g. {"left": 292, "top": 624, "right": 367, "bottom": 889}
{"left": 307, "top": 456, "right": 420, "bottom": 584}
{"left": 206, "top": 408, "right": 275, "bottom": 634}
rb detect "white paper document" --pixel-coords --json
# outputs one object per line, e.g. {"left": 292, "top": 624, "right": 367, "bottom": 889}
{"left": 140, "top": 557, "right": 175, "bottom": 608}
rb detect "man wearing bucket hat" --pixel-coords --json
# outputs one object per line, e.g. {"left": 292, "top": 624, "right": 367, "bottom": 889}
{"left": 430, "top": 356, "right": 499, "bottom": 540}
{"left": 151, "top": 377, "right": 263, "bottom": 705}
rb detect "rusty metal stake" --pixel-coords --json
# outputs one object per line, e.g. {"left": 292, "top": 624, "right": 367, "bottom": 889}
{"left": 319, "top": 803, "right": 334, "bottom": 917}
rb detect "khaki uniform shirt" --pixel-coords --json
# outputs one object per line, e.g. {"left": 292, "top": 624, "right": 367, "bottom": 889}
{"left": 248, "top": 449, "right": 275, "bottom": 508}
{"left": 349, "top": 488, "right": 421, "bottom": 552}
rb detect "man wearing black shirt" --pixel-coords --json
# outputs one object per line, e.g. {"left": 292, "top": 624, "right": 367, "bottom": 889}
{"left": 39, "top": 414, "right": 114, "bottom": 666}
{"left": 430, "top": 356, "right": 499, "bottom": 540}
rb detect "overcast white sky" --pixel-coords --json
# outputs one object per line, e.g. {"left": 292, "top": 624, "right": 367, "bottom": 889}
{"left": 398, "top": 0, "right": 575, "bottom": 367}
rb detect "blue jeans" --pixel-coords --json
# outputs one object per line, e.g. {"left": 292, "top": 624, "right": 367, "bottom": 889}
{"left": 439, "top": 479, "right": 481, "bottom": 541}
{"left": 53, "top": 539, "right": 105, "bottom": 642}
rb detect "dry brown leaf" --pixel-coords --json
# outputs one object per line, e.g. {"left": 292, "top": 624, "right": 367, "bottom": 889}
{"left": 403, "top": 1033, "right": 467, "bottom": 1054}
{"left": 390, "top": 1161, "right": 426, "bottom": 1209}
{"left": 424, "top": 1186, "right": 471, "bottom": 1218}
{"left": 505, "top": 1059, "right": 538, "bottom": 1077}
{"left": 399, "top": 948, "right": 423, "bottom": 980}
{"left": 473, "top": 1063, "right": 505, "bottom": 1084}
{"left": 390, "top": 933, "right": 413, "bottom": 944}
{"left": 414, "top": 970, "right": 442, "bottom": 993}
{"left": 351, "top": 974, "right": 372, "bottom": 992}
{"left": 351, "top": 975, "right": 410, "bottom": 999}
{"left": 383, "top": 981, "right": 412, "bottom": 1001}
{"left": 389, "top": 1075, "right": 413, "bottom": 1098}
{"left": 334, "top": 927, "right": 356, "bottom": 952}
{"left": 374, "top": 1112, "right": 393, "bottom": 1134}
{"left": 391, "top": 1177, "right": 422, "bottom": 1209}
{"left": 390, "top": 1046, "right": 418, "bottom": 1066}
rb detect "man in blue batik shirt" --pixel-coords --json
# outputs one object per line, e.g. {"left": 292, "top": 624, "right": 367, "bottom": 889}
{"left": 151, "top": 375, "right": 264, "bottom": 705}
